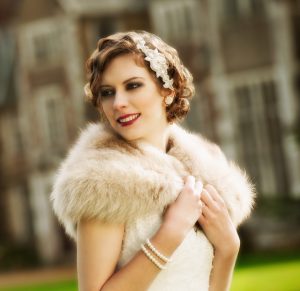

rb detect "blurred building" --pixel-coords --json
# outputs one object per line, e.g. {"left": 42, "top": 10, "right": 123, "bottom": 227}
{"left": 149, "top": 0, "right": 300, "bottom": 250}
{"left": 212, "top": 0, "right": 300, "bottom": 199}
{"left": 1, "top": 0, "right": 151, "bottom": 264}
{"left": 0, "top": 0, "right": 36, "bottom": 267}
{"left": 0, "top": 0, "right": 299, "bottom": 265}
{"left": 151, "top": 0, "right": 300, "bottom": 199}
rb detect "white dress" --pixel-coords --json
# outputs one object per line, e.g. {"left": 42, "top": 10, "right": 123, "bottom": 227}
{"left": 118, "top": 213, "right": 214, "bottom": 291}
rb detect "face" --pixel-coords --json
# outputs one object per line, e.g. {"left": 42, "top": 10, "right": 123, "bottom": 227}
{"left": 98, "top": 53, "right": 170, "bottom": 145}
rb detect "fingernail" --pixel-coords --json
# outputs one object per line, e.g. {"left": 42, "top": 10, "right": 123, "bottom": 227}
{"left": 195, "top": 181, "right": 203, "bottom": 197}
{"left": 187, "top": 175, "right": 195, "bottom": 181}
{"left": 186, "top": 175, "right": 195, "bottom": 186}
{"left": 196, "top": 181, "right": 203, "bottom": 191}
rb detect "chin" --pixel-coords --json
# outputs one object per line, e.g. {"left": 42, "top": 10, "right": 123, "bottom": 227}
{"left": 111, "top": 121, "right": 147, "bottom": 141}
{"left": 122, "top": 132, "right": 143, "bottom": 142}
{"left": 121, "top": 128, "right": 146, "bottom": 142}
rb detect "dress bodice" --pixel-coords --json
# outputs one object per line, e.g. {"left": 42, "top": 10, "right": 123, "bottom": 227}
{"left": 118, "top": 213, "right": 214, "bottom": 291}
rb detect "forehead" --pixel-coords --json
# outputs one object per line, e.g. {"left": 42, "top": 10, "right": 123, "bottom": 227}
{"left": 101, "top": 54, "right": 150, "bottom": 85}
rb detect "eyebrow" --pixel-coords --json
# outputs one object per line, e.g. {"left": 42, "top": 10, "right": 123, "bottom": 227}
{"left": 100, "top": 77, "right": 145, "bottom": 87}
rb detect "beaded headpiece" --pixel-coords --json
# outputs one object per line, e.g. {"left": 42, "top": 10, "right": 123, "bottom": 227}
{"left": 84, "top": 35, "right": 175, "bottom": 101}
{"left": 135, "top": 37, "right": 174, "bottom": 90}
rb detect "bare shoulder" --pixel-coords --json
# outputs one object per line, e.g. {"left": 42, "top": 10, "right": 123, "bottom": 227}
{"left": 77, "top": 219, "right": 125, "bottom": 291}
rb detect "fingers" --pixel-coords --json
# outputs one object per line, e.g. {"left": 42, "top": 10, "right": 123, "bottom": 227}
{"left": 199, "top": 184, "right": 228, "bottom": 222}
{"left": 205, "top": 184, "right": 225, "bottom": 205}
{"left": 185, "top": 175, "right": 195, "bottom": 189}
{"left": 201, "top": 185, "right": 225, "bottom": 206}
{"left": 200, "top": 193, "right": 213, "bottom": 219}
{"left": 201, "top": 188, "right": 215, "bottom": 209}
{"left": 198, "top": 212, "right": 206, "bottom": 224}
{"left": 195, "top": 181, "right": 203, "bottom": 198}
{"left": 200, "top": 185, "right": 221, "bottom": 217}
{"left": 184, "top": 176, "right": 203, "bottom": 198}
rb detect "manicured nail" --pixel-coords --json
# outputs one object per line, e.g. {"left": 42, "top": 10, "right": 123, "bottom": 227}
{"left": 195, "top": 181, "right": 203, "bottom": 197}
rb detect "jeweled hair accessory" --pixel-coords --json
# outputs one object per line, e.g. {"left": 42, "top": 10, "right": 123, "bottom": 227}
{"left": 135, "top": 37, "right": 174, "bottom": 90}
{"left": 84, "top": 83, "right": 93, "bottom": 99}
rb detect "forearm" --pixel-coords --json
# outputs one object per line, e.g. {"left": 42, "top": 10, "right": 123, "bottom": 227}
{"left": 101, "top": 223, "right": 184, "bottom": 291}
{"left": 208, "top": 248, "right": 239, "bottom": 291}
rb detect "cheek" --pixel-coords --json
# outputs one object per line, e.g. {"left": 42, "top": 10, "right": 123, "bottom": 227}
{"left": 97, "top": 103, "right": 112, "bottom": 124}
{"left": 100, "top": 101, "right": 112, "bottom": 116}
{"left": 138, "top": 91, "right": 164, "bottom": 113}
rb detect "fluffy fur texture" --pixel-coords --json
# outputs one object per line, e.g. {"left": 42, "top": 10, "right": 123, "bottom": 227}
{"left": 51, "top": 123, "right": 255, "bottom": 240}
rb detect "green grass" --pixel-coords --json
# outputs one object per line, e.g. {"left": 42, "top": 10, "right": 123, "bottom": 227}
{"left": 232, "top": 259, "right": 300, "bottom": 291}
{"left": 0, "top": 280, "right": 77, "bottom": 291}
{"left": 0, "top": 253, "right": 299, "bottom": 291}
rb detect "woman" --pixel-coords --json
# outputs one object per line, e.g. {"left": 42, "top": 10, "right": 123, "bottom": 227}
{"left": 51, "top": 31, "right": 255, "bottom": 291}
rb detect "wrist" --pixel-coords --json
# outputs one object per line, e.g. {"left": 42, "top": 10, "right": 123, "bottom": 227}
{"left": 146, "top": 222, "right": 185, "bottom": 260}
{"left": 159, "top": 221, "right": 186, "bottom": 246}
{"left": 214, "top": 240, "right": 240, "bottom": 259}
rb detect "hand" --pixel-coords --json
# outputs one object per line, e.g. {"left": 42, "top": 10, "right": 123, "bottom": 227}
{"left": 198, "top": 185, "right": 240, "bottom": 257}
{"left": 163, "top": 176, "right": 203, "bottom": 239}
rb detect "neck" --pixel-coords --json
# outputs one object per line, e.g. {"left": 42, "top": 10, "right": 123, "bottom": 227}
{"left": 139, "top": 125, "right": 172, "bottom": 153}
{"left": 104, "top": 121, "right": 173, "bottom": 153}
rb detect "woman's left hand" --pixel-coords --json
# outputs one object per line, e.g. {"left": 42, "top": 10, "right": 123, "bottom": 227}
{"left": 198, "top": 184, "right": 240, "bottom": 257}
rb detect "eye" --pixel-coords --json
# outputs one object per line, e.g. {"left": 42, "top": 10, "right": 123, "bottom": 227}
{"left": 100, "top": 88, "right": 115, "bottom": 98}
{"left": 126, "top": 82, "right": 142, "bottom": 90}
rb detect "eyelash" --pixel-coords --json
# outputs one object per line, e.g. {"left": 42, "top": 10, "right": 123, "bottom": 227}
{"left": 99, "top": 89, "right": 114, "bottom": 98}
{"left": 99, "top": 82, "right": 143, "bottom": 98}
{"left": 126, "top": 82, "right": 142, "bottom": 90}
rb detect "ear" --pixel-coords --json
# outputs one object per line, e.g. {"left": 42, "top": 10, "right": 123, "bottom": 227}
{"left": 161, "top": 88, "right": 175, "bottom": 98}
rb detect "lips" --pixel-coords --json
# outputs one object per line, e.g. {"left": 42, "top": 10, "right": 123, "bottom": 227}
{"left": 117, "top": 113, "right": 141, "bottom": 124}
{"left": 117, "top": 113, "right": 141, "bottom": 127}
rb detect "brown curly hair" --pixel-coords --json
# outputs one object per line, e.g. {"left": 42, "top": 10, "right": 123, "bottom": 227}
{"left": 84, "top": 30, "right": 195, "bottom": 123}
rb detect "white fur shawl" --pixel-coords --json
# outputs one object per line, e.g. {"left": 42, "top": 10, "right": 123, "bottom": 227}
{"left": 51, "top": 123, "right": 255, "bottom": 240}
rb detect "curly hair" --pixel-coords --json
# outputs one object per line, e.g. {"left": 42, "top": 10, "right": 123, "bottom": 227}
{"left": 84, "top": 30, "right": 195, "bottom": 123}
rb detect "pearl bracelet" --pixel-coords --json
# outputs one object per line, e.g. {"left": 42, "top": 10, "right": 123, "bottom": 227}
{"left": 145, "top": 238, "right": 173, "bottom": 263}
{"left": 141, "top": 244, "right": 166, "bottom": 270}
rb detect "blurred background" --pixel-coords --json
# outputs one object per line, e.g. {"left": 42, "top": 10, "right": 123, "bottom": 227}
{"left": 0, "top": 0, "right": 300, "bottom": 290}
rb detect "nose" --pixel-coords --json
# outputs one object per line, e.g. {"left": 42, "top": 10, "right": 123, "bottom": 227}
{"left": 112, "top": 91, "right": 128, "bottom": 111}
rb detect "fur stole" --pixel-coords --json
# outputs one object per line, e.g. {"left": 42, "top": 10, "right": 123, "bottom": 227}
{"left": 51, "top": 123, "right": 255, "bottom": 240}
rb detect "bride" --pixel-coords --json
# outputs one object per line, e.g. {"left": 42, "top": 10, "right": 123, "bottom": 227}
{"left": 51, "top": 30, "right": 255, "bottom": 291}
